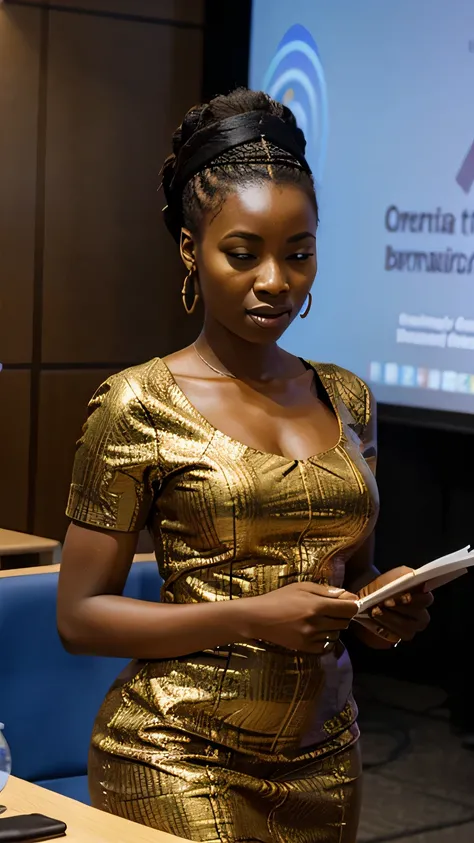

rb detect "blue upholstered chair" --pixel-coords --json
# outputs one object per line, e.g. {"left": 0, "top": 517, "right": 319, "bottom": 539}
{"left": 0, "top": 559, "right": 162, "bottom": 805}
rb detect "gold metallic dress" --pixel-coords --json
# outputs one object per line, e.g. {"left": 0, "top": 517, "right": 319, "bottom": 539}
{"left": 66, "top": 357, "right": 379, "bottom": 843}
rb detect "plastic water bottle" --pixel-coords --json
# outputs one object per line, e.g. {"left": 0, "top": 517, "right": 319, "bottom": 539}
{"left": 0, "top": 724, "right": 11, "bottom": 793}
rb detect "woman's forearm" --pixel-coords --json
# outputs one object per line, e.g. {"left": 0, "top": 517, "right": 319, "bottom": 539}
{"left": 351, "top": 619, "right": 393, "bottom": 649}
{"left": 345, "top": 563, "right": 380, "bottom": 594}
{"left": 58, "top": 594, "right": 251, "bottom": 659}
{"left": 343, "top": 534, "right": 390, "bottom": 647}
{"left": 343, "top": 532, "right": 379, "bottom": 593}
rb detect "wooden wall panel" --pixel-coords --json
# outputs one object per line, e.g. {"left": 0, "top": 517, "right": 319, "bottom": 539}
{"left": 0, "top": 6, "right": 40, "bottom": 364}
{"left": 1, "top": 1, "right": 204, "bottom": 541}
{"left": 0, "top": 371, "right": 31, "bottom": 531}
{"left": 34, "top": 369, "right": 118, "bottom": 539}
{"left": 11, "top": 1, "right": 204, "bottom": 24}
{"left": 41, "top": 11, "right": 202, "bottom": 364}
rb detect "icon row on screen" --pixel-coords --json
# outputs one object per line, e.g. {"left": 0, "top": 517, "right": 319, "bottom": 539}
{"left": 369, "top": 362, "right": 474, "bottom": 393}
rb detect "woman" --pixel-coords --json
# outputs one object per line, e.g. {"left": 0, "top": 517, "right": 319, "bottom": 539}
{"left": 57, "top": 89, "right": 432, "bottom": 842}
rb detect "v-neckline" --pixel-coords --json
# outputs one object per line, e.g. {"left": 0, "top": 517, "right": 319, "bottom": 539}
{"left": 156, "top": 357, "right": 344, "bottom": 465}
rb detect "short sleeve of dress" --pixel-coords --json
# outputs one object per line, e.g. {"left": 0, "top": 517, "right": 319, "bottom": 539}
{"left": 317, "top": 363, "right": 377, "bottom": 476}
{"left": 357, "top": 381, "right": 377, "bottom": 476}
{"left": 66, "top": 371, "right": 158, "bottom": 532}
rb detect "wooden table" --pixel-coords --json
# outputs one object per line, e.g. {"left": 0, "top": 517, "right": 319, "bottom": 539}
{"left": 1, "top": 776, "right": 191, "bottom": 842}
{"left": 0, "top": 528, "right": 61, "bottom": 568}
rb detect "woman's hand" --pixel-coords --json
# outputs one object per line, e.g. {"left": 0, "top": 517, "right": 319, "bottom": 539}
{"left": 356, "top": 567, "right": 433, "bottom": 646}
{"left": 242, "top": 582, "right": 359, "bottom": 654}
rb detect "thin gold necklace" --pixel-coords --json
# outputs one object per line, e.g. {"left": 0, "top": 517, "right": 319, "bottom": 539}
{"left": 193, "top": 343, "right": 237, "bottom": 379}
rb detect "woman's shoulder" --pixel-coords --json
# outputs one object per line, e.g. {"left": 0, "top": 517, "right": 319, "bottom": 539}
{"left": 93, "top": 357, "right": 169, "bottom": 410}
{"left": 310, "top": 361, "right": 373, "bottom": 428}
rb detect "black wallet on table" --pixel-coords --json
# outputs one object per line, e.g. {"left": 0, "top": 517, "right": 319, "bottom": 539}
{"left": 0, "top": 813, "right": 67, "bottom": 841}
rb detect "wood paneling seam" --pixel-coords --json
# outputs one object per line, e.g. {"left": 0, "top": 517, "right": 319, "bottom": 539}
{"left": 27, "top": 6, "right": 49, "bottom": 532}
{"left": 4, "top": 2, "right": 204, "bottom": 30}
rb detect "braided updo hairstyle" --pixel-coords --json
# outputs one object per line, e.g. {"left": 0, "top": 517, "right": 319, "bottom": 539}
{"left": 160, "top": 88, "right": 318, "bottom": 244}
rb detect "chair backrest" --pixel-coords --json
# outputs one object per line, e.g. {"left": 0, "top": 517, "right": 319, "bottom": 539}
{"left": 0, "top": 561, "right": 162, "bottom": 782}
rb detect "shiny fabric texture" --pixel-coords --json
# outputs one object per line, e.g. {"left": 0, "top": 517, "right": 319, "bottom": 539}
{"left": 66, "top": 357, "right": 379, "bottom": 841}
{"left": 89, "top": 738, "right": 362, "bottom": 843}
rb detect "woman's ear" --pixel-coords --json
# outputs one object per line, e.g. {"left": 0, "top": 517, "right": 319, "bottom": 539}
{"left": 180, "top": 228, "right": 196, "bottom": 271}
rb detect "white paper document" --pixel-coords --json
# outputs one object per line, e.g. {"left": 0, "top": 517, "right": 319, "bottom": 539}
{"left": 356, "top": 545, "right": 474, "bottom": 616}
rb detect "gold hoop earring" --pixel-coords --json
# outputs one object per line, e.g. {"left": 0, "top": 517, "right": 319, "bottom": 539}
{"left": 300, "top": 292, "right": 312, "bottom": 319}
{"left": 181, "top": 266, "right": 199, "bottom": 315}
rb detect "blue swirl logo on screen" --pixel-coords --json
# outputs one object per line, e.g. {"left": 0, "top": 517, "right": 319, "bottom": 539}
{"left": 263, "top": 24, "right": 328, "bottom": 184}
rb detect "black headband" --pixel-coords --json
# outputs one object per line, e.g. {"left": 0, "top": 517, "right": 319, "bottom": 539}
{"left": 162, "top": 110, "right": 312, "bottom": 242}
{"left": 169, "top": 110, "right": 311, "bottom": 197}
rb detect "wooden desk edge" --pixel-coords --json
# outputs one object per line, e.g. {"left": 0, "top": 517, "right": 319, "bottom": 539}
{"left": 0, "top": 530, "right": 60, "bottom": 551}
{"left": 0, "top": 556, "right": 156, "bottom": 578}
{"left": 3, "top": 776, "right": 192, "bottom": 842}
{"left": 0, "top": 564, "right": 61, "bottom": 578}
